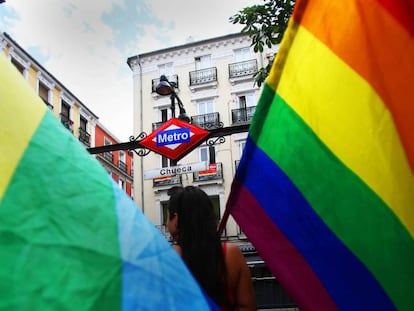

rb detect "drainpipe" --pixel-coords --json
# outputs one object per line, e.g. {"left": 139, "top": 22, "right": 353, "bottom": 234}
{"left": 129, "top": 55, "right": 145, "bottom": 214}
{"left": 138, "top": 56, "right": 145, "bottom": 214}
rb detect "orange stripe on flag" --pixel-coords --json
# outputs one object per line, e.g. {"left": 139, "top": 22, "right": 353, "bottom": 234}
{"left": 298, "top": 0, "right": 414, "bottom": 171}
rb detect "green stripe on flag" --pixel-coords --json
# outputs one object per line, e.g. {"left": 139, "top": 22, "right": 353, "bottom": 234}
{"left": 0, "top": 111, "right": 122, "bottom": 310}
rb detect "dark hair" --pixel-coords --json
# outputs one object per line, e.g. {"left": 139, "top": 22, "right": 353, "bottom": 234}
{"left": 168, "top": 186, "right": 231, "bottom": 308}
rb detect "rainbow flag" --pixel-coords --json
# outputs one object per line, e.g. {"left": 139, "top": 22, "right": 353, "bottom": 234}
{"left": 0, "top": 55, "right": 215, "bottom": 310}
{"left": 227, "top": 0, "right": 414, "bottom": 310}
{"left": 198, "top": 164, "right": 218, "bottom": 179}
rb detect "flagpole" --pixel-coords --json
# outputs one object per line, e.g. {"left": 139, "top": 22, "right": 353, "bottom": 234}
{"left": 217, "top": 205, "right": 231, "bottom": 236}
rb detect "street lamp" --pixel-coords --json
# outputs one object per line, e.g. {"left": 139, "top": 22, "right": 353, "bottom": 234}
{"left": 155, "top": 75, "right": 190, "bottom": 123}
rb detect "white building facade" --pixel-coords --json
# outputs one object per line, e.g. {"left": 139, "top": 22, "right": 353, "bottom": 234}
{"left": 127, "top": 33, "right": 277, "bottom": 242}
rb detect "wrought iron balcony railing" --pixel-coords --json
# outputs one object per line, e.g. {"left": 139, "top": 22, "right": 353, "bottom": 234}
{"left": 190, "top": 112, "right": 221, "bottom": 129}
{"left": 78, "top": 127, "right": 91, "bottom": 147}
{"left": 153, "top": 174, "right": 182, "bottom": 187}
{"left": 193, "top": 162, "right": 223, "bottom": 182}
{"left": 228, "top": 59, "right": 258, "bottom": 79}
{"left": 152, "top": 74, "right": 179, "bottom": 93}
{"left": 60, "top": 113, "right": 74, "bottom": 132}
{"left": 231, "top": 106, "right": 256, "bottom": 124}
{"left": 118, "top": 160, "right": 128, "bottom": 173}
{"left": 103, "top": 152, "right": 114, "bottom": 163}
{"left": 189, "top": 67, "right": 217, "bottom": 86}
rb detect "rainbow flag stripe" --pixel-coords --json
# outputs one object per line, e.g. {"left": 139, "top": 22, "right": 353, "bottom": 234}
{"left": 198, "top": 164, "right": 218, "bottom": 178}
{"left": 0, "top": 55, "right": 213, "bottom": 310}
{"left": 227, "top": 0, "right": 414, "bottom": 310}
{"left": 154, "top": 175, "right": 173, "bottom": 182}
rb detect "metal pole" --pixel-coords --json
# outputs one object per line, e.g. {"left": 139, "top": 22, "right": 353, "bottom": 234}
{"left": 217, "top": 205, "right": 230, "bottom": 236}
{"left": 170, "top": 93, "right": 176, "bottom": 118}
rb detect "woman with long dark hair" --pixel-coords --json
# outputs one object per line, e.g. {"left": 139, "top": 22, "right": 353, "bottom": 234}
{"left": 167, "top": 186, "right": 256, "bottom": 310}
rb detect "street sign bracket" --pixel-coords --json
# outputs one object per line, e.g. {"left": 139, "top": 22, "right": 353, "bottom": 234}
{"left": 87, "top": 123, "right": 250, "bottom": 161}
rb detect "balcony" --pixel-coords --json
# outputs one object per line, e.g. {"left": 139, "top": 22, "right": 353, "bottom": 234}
{"left": 153, "top": 175, "right": 182, "bottom": 187}
{"left": 231, "top": 106, "right": 256, "bottom": 125}
{"left": 190, "top": 112, "right": 221, "bottom": 129}
{"left": 193, "top": 163, "right": 223, "bottom": 182}
{"left": 229, "top": 59, "right": 258, "bottom": 79}
{"left": 118, "top": 160, "right": 128, "bottom": 173}
{"left": 103, "top": 152, "right": 114, "bottom": 163}
{"left": 78, "top": 127, "right": 91, "bottom": 147}
{"left": 189, "top": 67, "right": 217, "bottom": 87}
{"left": 60, "top": 113, "right": 74, "bottom": 133}
{"left": 152, "top": 74, "right": 179, "bottom": 93}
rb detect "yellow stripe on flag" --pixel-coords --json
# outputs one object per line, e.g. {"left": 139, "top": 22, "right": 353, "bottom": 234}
{"left": 0, "top": 56, "right": 46, "bottom": 200}
{"left": 275, "top": 26, "right": 414, "bottom": 237}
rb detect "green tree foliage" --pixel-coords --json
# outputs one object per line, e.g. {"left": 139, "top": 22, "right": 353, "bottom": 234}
{"left": 230, "top": 0, "right": 296, "bottom": 86}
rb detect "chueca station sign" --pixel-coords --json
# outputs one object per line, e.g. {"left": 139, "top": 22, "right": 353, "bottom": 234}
{"left": 144, "top": 161, "right": 208, "bottom": 180}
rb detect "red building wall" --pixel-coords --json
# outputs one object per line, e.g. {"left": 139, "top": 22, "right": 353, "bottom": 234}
{"left": 95, "top": 124, "right": 133, "bottom": 198}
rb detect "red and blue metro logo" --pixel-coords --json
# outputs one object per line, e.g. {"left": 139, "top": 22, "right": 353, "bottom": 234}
{"left": 139, "top": 118, "right": 210, "bottom": 161}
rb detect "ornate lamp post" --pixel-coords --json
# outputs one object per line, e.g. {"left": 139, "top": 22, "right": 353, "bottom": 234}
{"left": 155, "top": 75, "right": 190, "bottom": 123}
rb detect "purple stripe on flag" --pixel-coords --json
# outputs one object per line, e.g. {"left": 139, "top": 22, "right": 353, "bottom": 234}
{"left": 230, "top": 137, "right": 395, "bottom": 310}
{"left": 228, "top": 180, "right": 338, "bottom": 311}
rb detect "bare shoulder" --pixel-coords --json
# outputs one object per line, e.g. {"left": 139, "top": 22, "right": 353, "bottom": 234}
{"left": 225, "top": 243, "right": 245, "bottom": 263}
{"left": 224, "top": 243, "right": 250, "bottom": 278}
{"left": 224, "top": 243, "right": 257, "bottom": 310}
{"left": 172, "top": 244, "right": 183, "bottom": 256}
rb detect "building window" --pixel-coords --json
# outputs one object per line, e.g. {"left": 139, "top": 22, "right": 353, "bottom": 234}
{"left": 78, "top": 116, "right": 90, "bottom": 146}
{"left": 152, "top": 108, "right": 170, "bottom": 130}
{"left": 238, "top": 94, "right": 256, "bottom": 109}
{"left": 192, "top": 100, "right": 220, "bottom": 129}
{"left": 197, "top": 100, "right": 214, "bottom": 115}
{"left": 161, "top": 156, "right": 173, "bottom": 168}
{"left": 60, "top": 100, "right": 73, "bottom": 132}
{"left": 195, "top": 55, "right": 211, "bottom": 70}
{"left": 119, "top": 151, "right": 127, "bottom": 173}
{"left": 161, "top": 108, "right": 171, "bottom": 122}
{"left": 119, "top": 151, "right": 125, "bottom": 163}
{"left": 158, "top": 62, "right": 174, "bottom": 77}
{"left": 232, "top": 94, "right": 256, "bottom": 123}
{"left": 210, "top": 195, "right": 221, "bottom": 223}
{"left": 162, "top": 201, "right": 169, "bottom": 226}
{"left": 38, "top": 81, "right": 52, "bottom": 109}
{"left": 118, "top": 179, "right": 125, "bottom": 190}
{"left": 199, "top": 145, "right": 215, "bottom": 164}
{"left": 234, "top": 47, "right": 251, "bottom": 62}
{"left": 240, "top": 140, "right": 246, "bottom": 156}
{"left": 11, "top": 58, "right": 25, "bottom": 75}
{"left": 80, "top": 116, "right": 87, "bottom": 131}
{"left": 103, "top": 138, "right": 113, "bottom": 163}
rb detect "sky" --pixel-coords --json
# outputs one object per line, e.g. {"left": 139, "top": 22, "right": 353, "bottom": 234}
{"left": 0, "top": 0, "right": 262, "bottom": 141}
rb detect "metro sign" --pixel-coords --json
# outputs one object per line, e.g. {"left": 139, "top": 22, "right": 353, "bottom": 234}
{"left": 140, "top": 118, "right": 210, "bottom": 161}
